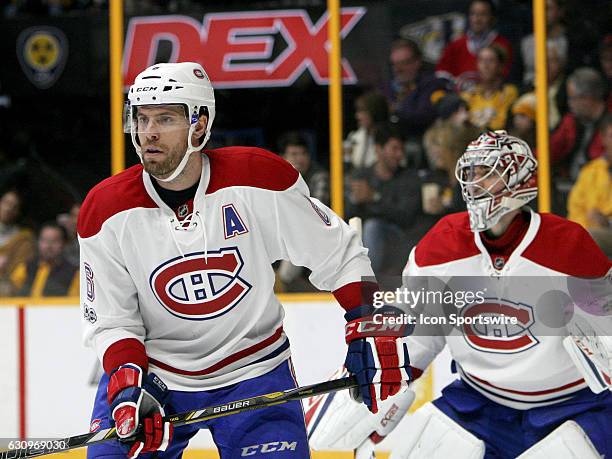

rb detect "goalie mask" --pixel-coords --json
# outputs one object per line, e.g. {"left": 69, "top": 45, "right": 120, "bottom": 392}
{"left": 455, "top": 130, "right": 538, "bottom": 232}
{"left": 125, "top": 62, "right": 215, "bottom": 182}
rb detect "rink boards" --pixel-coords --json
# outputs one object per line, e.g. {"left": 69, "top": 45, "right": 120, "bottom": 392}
{"left": 0, "top": 297, "right": 455, "bottom": 456}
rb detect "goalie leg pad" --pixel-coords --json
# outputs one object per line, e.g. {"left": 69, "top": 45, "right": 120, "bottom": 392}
{"left": 516, "top": 421, "right": 601, "bottom": 459}
{"left": 306, "top": 367, "right": 415, "bottom": 450}
{"left": 389, "top": 403, "right": 485, "bottom": 459}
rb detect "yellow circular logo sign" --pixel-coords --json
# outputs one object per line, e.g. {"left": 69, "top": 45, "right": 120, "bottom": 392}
{"left": 17, "top": 26, "right": 68, "bottom": 89}
{"left": 24, "top": 33, "right": 60, "bottom": 71}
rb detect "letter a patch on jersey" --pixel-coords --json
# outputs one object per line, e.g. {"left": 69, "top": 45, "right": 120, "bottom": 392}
{"left": 223, "top": 204, "right": 248, "bottom": 239}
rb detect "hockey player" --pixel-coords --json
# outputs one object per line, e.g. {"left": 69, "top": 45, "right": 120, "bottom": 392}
{"left": 307, "top": 131, "right": 612, "bottom": 458}
{"left": 78, "top": 62, "right": 411, "bottom": 459}
{"left": 396, "top": 131, "right": 612, "bottom": 458}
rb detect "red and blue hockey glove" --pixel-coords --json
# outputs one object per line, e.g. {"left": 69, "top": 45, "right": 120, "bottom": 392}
{"left": 344, "top": 306, "right": 412, "bottom": 413}
{"left": 107, "top": 364, "right": 173, "bottom": 458}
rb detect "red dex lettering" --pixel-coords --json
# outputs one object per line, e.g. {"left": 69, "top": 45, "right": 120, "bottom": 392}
{"left": 124, "top": 9, "right": 365, "bottom": 88}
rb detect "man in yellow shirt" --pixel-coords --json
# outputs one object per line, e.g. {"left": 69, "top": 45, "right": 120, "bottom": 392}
{"left": 568, "top": 114, "right": 612, "bottom": 255}
{"left": 10, "top": 221, "right": 78, "bottom": 297}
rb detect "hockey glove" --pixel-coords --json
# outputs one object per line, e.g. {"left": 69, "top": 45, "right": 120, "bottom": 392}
{"left": 107, "top": 364, "right": 173, "bottom": 458}
{"left": 344, "top": 306, "right": 412, "bottom": 413}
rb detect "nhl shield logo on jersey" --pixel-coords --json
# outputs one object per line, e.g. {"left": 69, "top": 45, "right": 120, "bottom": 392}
{"left": 461, "top": 299, "right": 539, "bottom": 353}
{"left": 149, "top": 247, "right": 252, "bottom": 320}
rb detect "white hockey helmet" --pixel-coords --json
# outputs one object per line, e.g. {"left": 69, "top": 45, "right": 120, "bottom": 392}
{"left": 125, "top": 62, "right": 215, "bottom": 182}
{"left": 455, "top": 130, "right": 538, "bottom": 232}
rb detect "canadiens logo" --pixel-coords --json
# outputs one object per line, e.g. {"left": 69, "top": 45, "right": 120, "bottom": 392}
{"left": 461, "top": 299, "right": 538, "bottom": 353}
{"left": 149, "top": 247, "right": 252, "bottom": 320}
{"left": 90, "top": 418, "right": 101, "bottom": 432}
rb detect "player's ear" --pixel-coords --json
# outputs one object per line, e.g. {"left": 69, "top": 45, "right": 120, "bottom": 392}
{"left": 192, "top": 114, "right": 208, "bottom": 145}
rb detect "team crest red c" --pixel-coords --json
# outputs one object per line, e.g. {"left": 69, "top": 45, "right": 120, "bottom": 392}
{"left": 149, "top": 247, "right": 252, "bottom": 320}
{"left": 461, "top": 299, "right": 539, "bottom": 354}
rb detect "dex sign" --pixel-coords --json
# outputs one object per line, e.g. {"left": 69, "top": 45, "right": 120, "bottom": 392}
{"left": 123, "top": 8, "right": 366, "bottom": 89}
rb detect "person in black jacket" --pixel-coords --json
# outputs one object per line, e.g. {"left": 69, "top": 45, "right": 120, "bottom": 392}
{"left": 346, "top": 123, "right": 422, "bottom": 278}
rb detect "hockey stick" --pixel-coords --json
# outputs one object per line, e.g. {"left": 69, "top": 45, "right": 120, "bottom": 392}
{"left": 0, "top": 376, "right": 358, "bottom": 459}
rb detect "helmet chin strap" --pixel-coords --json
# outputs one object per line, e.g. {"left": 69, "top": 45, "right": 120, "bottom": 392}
{"left": 152, "top": 124, "right": 206, "bottom": 183}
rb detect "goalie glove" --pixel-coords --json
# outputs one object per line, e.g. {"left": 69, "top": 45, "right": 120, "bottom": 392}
{"left": 563, "top": 276, "right": 612, "bottom": 394}
{"left": 107, "top": 364, "right": 173, "bottom": 458}
{"left": 563, "top": 326, "right": 612, "bottom": 393}
{"left": 344, "top": 306, "right": 412, "bottom": 413}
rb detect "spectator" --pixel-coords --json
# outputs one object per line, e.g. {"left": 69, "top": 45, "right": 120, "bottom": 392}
{"left": 546, "top": 45, "right": 569, "bottom": 129}
{"left": 278, "top": 131, "right": 329, "bottom": 206}
{"left": 520, "top": 0, "right": 568, "bottom": 86}
{"left": 513, "top": 46, "right": 568, "bottom": 132}
{"left": 277, "top": 132, "right": 330, "bottom": 292}
{"left": 599, "top": 35, "right": 612, "bottom": 111}
{"left": 436, "top": 0, "right": 512, "bottom": 90}
{"left": 461, "top": 44, "right": 518, "bottom": 130}
{"left": 344, "top": 91, "right": 389, "bottom": 170}
{"left": 550, "top": 67, "right": 609, "bottom": 180}
{"left": 567, "top": 114, "right": 612, "bottom": 256}
{"left": 345, "top": 123, "right": 422, "bottom": 277}
{"left": 422, "top": 93, "right": 481, "bottom": 216}
{"left": 0, "top": 189, "right": 35, "bottom": 296}
{"left": 384, "top": 38, "right": 449, "bottom": 138}
{"left": 57, "top": 202, "right": 80, "bottom": 266}
{"left": 508, "top": 93, "right": 536, "bottom": 150}
{"left": 10, "top": 221, "right": 78, "bottom": 297}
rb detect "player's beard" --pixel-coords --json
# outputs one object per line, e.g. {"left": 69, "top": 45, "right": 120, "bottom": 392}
{"left": 143, "top": 140, "right": 188, "bottom": 179}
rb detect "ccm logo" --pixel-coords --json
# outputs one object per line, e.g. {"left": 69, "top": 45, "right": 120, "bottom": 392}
{"left": 346, "top": 320, "right": 403, "bottom": 336}
{"left": 213, "top": 400, "right": 250, "bottom": 413}
{"left": 135, "top": 86, "right": 158, "bottom": 92}
{"left": 241, "top": 441, "right": 298, "bottom": 456}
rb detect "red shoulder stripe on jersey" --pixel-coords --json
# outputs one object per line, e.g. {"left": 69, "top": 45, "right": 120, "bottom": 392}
{"left": 523, "top": 213, "right": 612, "bottom": 277}
{"left": 205, "top": 147, "right": 299, "bottom": 194}
{"left": 415, "top": 212, "right": 480, "bottom": 267}
{"left": 148, "top": 326, "right": 285, "bottom": 376}
{"left": 78, "top": 165, "right": 158, "bottom": 239}
{"left": 103, "top": 338, "right": 148, "bottom": 375}
{"left": 333, "top": 281, "right": 379, "bottom": 311}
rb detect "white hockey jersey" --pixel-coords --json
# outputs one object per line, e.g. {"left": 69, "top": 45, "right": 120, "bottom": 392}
{"left": 403, "top": 209, "right": 611, "bottom": 409}
{"left": 78, "top": 147, "right": 374, "bottom": 390}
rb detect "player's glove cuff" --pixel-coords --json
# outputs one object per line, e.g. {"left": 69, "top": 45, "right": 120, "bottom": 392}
{"left": 343, "top": 305, "right": 412, "bottom": 413}
{"left": 344, "top": 305, "right": 410, "bottom": 342}
{"left": 107, "top": 364, "right": 173, "bottom": 456}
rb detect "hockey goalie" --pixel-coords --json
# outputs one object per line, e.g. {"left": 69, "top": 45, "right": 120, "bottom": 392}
{"left": 307, "top": 131, "right": 612, "bottom": 458}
